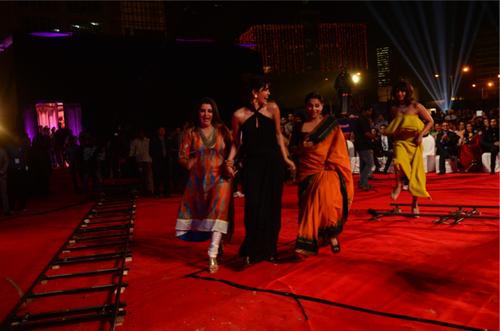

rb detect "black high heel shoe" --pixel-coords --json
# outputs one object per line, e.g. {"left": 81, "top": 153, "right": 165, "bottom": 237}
{"left": 330, "top": 238, "right": 341, "bottom": 254}
{"left": 331, "top": 243, "right": 341, "bottom": 254}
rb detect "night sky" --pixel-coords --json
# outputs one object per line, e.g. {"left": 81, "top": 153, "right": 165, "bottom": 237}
{"left": 162, "top": 1, "right": 498, "bottom": 118}
{"left": 166, "top": 1, "right": 498, "bottom": 44}
{"left": 1, "top": 1, "right": 497, "bottom": 134}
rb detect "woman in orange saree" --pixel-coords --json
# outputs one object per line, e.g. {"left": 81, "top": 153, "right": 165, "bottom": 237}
{"left": 291, "top": 92, "right": 354, "bottom": 255}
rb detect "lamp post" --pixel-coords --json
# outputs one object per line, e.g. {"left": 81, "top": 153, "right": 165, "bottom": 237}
{"left": 471, "top": 82, "right": 491, "bottom": 100}
{"left": 351, "top": 72, "right": 363, "bottom": 113}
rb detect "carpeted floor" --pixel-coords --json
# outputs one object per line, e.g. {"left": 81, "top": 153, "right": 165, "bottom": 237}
{"left": 0, "top": 171, "right": 498, "bottom": 331}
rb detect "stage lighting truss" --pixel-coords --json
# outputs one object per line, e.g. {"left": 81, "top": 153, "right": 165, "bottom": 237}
{"left": 1, "top": 188, "right": 137, "bottom": 330}
{"left": 368, "top": 203, "right": 499, "bottom": 224}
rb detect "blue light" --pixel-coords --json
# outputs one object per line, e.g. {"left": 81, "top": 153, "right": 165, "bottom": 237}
{"left": 368, "top": 2, "right": 484, "bottom": 111}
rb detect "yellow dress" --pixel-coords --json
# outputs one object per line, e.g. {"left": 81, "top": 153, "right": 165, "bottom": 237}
{"left": 385, "top": 113, "right": 430, "bottom": 198}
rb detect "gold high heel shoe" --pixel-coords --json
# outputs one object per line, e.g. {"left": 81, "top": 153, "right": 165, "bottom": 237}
{"left": 208, "top": 257, "right": 218, "bottom": 273}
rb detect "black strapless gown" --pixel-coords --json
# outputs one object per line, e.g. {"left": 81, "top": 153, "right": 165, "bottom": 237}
{"left": 238, "top": 112, "right": 285, "bottom": 262}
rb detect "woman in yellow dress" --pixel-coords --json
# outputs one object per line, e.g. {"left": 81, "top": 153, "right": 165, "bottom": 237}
{"left": 291, "top": 92, "right": 354, "bottom": 255}
{"left": 385, "top": 81, "right": 434, "bottom": 214}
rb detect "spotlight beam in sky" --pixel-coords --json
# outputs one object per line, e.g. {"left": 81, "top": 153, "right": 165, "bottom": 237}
{"left": 368, "top": 1, "right": 485, "bottom": 111}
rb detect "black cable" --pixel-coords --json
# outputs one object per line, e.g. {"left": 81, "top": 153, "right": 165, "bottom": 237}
{"left": 187, "top": 273, "right": 487, "bottom": 331}
{"left": 292, "top": 296, "right": 308, "bottom": 321}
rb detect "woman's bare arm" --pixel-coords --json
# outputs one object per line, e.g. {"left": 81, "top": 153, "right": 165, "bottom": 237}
{"left": 416, "top": 103, "right": 434, "bottom": 145}
{"left": 224, "top": 109, "right": 245, "bottom": 177}
{"left": 268, "top": 102, "right": 296, "bottom": 171}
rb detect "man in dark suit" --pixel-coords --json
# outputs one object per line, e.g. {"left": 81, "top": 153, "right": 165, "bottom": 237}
{"left": 436, "top": 121, "right": 459, "bottom": 174}
{"left": 481, "top": 118, "right": 499, "bottom": 174}
{"left": 150, "top": 127, "right": 171, "bottom": 197}
{"left": 354, "top": 107, "right": 376, "bottom": 189}
{"left": 374, "top": 124, "right": 394, "bottom": 174}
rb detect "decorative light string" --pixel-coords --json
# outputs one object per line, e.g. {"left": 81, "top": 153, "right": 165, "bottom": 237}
{"left": 239, "top": 23, "right": 366, "bottom": 74}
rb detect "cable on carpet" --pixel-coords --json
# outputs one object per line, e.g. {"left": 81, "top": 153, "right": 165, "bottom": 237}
{"left": 186, "top": 272, "right": 487, "bottom": 331}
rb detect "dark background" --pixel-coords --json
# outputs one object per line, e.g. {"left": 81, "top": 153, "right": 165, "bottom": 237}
{"left": 13, "top": 34, "right": 263, "bottom": 133}
{"left": 1, "top": 1, "right": 498, "bottom": 135}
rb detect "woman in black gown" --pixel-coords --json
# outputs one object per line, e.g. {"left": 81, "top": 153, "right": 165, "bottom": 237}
{"left": 227, "top": 76, "right": 296, "bottom": 264}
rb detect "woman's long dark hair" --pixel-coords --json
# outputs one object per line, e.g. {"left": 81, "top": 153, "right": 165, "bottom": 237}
{"left": 191, "top": 97, "right": 232, "bottom": 152}
{"left": 391, "top": 80, "right": 415, "bottom": 106}
{"left": 304, "top": 91, "right": 325, "bottom": 105}
{"left": 241, "top": 74, "right": 270, "bottom": 111}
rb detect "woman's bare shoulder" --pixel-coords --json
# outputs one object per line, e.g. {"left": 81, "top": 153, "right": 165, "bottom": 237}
{"left": 412, "top": 101, "right": 426, "bottom": 110}
{"left": 233, "top": 107, "right": 248, "bottom": 121}
{"left": 266, "top": 101, "right": 279, "bottom": 112}
{"left": 234, "top": 107, "right": 247, "bottom": 117}
{"left": 266, "top": 101, "right": 281, "bottom": 119}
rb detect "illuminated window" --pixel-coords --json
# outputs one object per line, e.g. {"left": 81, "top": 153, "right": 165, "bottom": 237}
{"left": 376, "top": 47, "right": 391, "bottom": 87}
{"left": 35, "top": 102, "right": 64, "bottom": 130}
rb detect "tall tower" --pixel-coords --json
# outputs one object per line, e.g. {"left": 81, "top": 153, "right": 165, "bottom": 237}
{"left": 376, "top": 46, "right": 391, "bottom": 102}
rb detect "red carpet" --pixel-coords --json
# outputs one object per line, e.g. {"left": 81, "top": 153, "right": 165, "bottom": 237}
{"left": 0, "top": 171, "right": 498, "bottom": 330}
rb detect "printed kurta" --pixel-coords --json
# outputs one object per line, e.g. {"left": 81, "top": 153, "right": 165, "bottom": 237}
{"left": 386, "top": 113, "right": 430, "bottom": 198}
{"left": 176, "top": 126, "right": 232, "bottom": 239}
{"left": 295, "top": 116, "right": 354, "bottom": 255}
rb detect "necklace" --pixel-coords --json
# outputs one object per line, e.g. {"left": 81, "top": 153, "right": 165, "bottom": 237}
{"left": 198, "top": 126, "right": 216, "bottom": 148}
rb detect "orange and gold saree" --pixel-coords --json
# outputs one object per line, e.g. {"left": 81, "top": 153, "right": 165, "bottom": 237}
{"left": 294, "top": 116, "right": 354, "bottom": 255}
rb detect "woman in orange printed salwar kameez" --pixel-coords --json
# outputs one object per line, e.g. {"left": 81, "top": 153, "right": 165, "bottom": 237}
{"left": 176, "top": 97, "right": 234, "bottom": 273}
{"left": 291, "top": 92, "right": 354, "bottom": 255}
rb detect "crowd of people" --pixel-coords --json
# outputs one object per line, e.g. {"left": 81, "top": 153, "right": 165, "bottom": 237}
{"left": 0, "top": 77, "right": 497, "bottom": 274}
{"left": 0, "top": 123, "right": 190, "bottom": 216}
{"left": 279, "top": 103, "right": 499, "bottom": 181}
